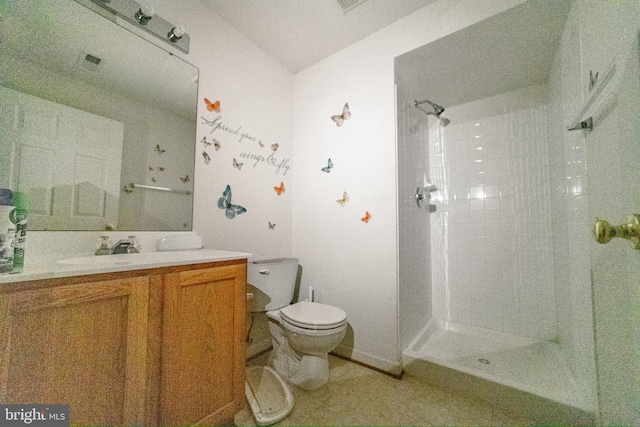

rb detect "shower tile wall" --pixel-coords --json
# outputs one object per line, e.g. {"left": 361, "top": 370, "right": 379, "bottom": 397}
{"left": 430, "top": 98, "right": 557, "bottom": 341}
{"left": 397, "top": 88, "right": 432, "bottom": 351}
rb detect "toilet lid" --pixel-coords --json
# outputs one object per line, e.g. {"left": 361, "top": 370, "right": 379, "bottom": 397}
{"left": 279, "top": 301, "right": 347, "bottom": 329}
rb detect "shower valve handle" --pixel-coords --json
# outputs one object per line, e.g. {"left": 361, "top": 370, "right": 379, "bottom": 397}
{"left": 593, "top": 214, "right": 640, "bottom": 249}
{"left": 416, "top": 185, "right": 437, "bottom": 209}
{"left": 416, "top": 187, "right": 427, "bottom": 207}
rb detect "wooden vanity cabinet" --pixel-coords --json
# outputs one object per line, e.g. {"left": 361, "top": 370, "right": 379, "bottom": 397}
{"left": 0, "top": 259, "right": 247, "bottom": 427}
{"left": 160, "top": 263, "right": 247, "bottom": 426}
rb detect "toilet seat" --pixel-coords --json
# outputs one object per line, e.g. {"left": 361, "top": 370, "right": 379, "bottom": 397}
{"left": 279, "top": 301, "right": 347, "bottom": 330}
{"left": 280, "top": 318, "right": 347, "bottom": 337}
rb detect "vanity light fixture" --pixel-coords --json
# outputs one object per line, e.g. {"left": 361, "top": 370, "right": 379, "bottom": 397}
{"left": 78, "top": 0, "right": 190, "bottom": 54}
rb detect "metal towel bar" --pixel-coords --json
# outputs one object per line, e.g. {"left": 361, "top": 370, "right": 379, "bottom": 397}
{"left": 129, "top": 183, "right": 192, "bottom": 195}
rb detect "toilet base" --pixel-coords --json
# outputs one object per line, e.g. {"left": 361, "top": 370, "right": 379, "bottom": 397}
{"left": 270, "top": 339, "right": 330, "bottom": 391}
{"left": 266, "top": 309, "right": 346, "bottom": 391}
{"left": 273, "top": 353, "right": 329, "bottom": 390}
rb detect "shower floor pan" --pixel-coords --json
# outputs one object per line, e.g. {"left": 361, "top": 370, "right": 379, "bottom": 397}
{"left": 402, "top": 319, "right": 595, "bottom": 425}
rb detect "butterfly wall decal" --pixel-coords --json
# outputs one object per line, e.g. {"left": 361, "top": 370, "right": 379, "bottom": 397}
{"left": 233, "top": 158, "right": 243, "bottom": 170}
{"left": 180, "top": 175, "right": 190, "bottom": 183}
{"left": 259, "top": 141, "right": 264, "bottom": 148}
{"left": 202, "top": 151, "right": 211, "bottom": 165}
{"left": 201, "top": 136, "right": 211, "bottom": 146}
{"left": 361, "top": 211, "right": 372, "bottom": 223}
{"left": 155, "top": 144, "right": 166, "bottom": 154}
{"left": 217, "top": 185, "right": 246, "bottom": 219}
{"left": 151, "top": 177, "right": 157, "bottom": 183}
{"left": 271, "top": 143, "right": 279, "bottom": 151}
{"left": 268, "top": 222, "right": 276, "bottom": 230}
{"left": 331, "top": 103, "right": 351, "bottom": 126}
{"left": 213, "top": 139, "right": 221, "bottom": 151}
{"left": 157, "top": 166, "right": 165, "bottom": 172}
{"left": 274, "top": 181, "right": 285, "bottom": 196}
{"left": 148, "top": 166, "right": 154, "bottom": 171}
{"left": 204, "top": 98, "right": 221, "bottom": 113}
{"left": 122, "top": 185, "right": 132, "bottom": 194}
{"left": 321, "top": 158, "right": 333, "bottom": 173}
{"left": 336, "top": 191, "right": 349, "bottom": 206}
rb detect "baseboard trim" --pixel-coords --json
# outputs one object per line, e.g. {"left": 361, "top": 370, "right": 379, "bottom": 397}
{"left": 333, "top": 343, "right": 403, "bottom": 376}
{"left": 247, "top": 345, "right": 404, "bottom": 381}
{"left": 330, "top": 351, "right": 404, "bottom": 380}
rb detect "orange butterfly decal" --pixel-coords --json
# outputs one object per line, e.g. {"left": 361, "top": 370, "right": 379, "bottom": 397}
{"left": 274, "top": 181, "right": 285, "bottom": 196}
{"left": 361, "top": 211, "right": 371, "bottom": 223}
{"left": 204, "top": 98, "right": 221, "bottom": 113}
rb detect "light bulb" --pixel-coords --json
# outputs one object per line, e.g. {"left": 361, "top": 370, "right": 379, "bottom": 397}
{"left": 168, "top": 26, "right": 186, "bottom": 42}
{"left": 135, "top": 2, "right": 155, "bottom": 25}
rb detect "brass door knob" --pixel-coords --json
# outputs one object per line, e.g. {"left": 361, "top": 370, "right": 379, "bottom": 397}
{"left": 593, "top": 214, "right": 640, "bottom": 249}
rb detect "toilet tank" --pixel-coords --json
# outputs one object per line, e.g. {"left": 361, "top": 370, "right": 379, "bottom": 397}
{"left": 248, "top": 258, "right": 299, "bottom": 312}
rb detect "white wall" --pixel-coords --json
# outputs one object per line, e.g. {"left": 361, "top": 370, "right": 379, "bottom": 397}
{"left": 292, "top": 0, "right": 526, "bottom": 372}
{"left": 123, "top": 1, "right": 295, "bottom": 261}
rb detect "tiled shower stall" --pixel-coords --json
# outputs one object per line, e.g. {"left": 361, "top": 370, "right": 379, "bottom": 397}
{"left": 395, "top": 20, "right": 597, "bottom": 413}
{"left": 428, "top": 88, "right": 557, "bottom": 340}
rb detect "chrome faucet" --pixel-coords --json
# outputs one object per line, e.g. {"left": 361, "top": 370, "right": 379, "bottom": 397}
{"left": 94, "top": 235, "right": 141, "bottom": 255}
{"left": 110, "top": 237, "right": 141, "bottom": 254}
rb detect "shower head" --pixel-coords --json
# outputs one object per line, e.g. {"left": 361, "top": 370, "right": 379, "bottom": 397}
{"left": 414, "top": 99, "right": 445, "bottom": 116}
{"left": 414, "top": 100, "right": 451, "bottom": 127}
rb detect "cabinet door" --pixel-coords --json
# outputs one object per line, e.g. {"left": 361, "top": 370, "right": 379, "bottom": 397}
{"left": 0, "top": 276, "right": 151, "bottom": 426}
{"left": 160, "top": 263, "right": 246, "bottom": 426}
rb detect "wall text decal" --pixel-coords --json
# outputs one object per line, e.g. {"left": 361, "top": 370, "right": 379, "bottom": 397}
{"left": 237, "top": 151, "right": 291, "bottom": 176}
{"left": 201, "top": 114, "right": 292, "bottom": 175}
{"left": 201, "top": 115, "right": 259, "bottom": 144}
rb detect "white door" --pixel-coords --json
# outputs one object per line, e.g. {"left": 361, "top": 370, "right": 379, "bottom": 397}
{"left": 582, "top": 1, "right": 640, "bottom": 424}
{"left": 0, "top": 86, "right": 123, "bottom": 230}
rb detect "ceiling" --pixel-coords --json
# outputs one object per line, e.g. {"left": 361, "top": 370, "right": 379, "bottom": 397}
{"left": 396, "top": 0, "right": 571, "bottom": 109}
{"left": 206, "top": 0, "right": 571, "bottom": 109}
{"left": 205, "top": 0, "right": 437, "bottom": 73}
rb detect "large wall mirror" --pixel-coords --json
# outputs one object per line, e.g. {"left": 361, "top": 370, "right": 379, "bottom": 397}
{"left": 0, "top": 0, "right": 198, "bottom": 231}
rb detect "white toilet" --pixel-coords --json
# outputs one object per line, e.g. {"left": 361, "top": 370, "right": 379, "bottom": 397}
{"left": 248, "top": 258, "right": 347, "bottom": 390}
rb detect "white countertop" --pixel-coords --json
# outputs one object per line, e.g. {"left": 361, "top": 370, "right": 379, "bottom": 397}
{"left": 0, "top": 249, "right": 252, "bottom": 284}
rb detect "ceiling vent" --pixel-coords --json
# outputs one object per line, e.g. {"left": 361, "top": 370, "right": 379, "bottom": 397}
{"left": 336, "top": 0, "right": 370, "bottom": 14}
{"left": 80, "top": 53, "right": 103, "bottom": 71}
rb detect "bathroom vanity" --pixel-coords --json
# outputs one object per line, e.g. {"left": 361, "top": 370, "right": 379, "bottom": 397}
{"left": 0, "top": 250, "right": 249, "bottom": 426}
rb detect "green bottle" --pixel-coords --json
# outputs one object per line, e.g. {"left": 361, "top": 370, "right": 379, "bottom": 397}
{"left": 0, "top": 188, "right": 14, "bottom": 273}
{"left": 10, "top": 192, "right": 28, "bottom": 273}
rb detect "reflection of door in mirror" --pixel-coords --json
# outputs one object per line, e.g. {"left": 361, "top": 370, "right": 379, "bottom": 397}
{"left": 0, "top": 87, "right": 123, "bottom": 231}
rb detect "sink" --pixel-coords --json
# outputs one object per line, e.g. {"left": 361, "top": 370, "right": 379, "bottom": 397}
{"left": 55, "top": 250, "right": 206, "bottom": 267}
